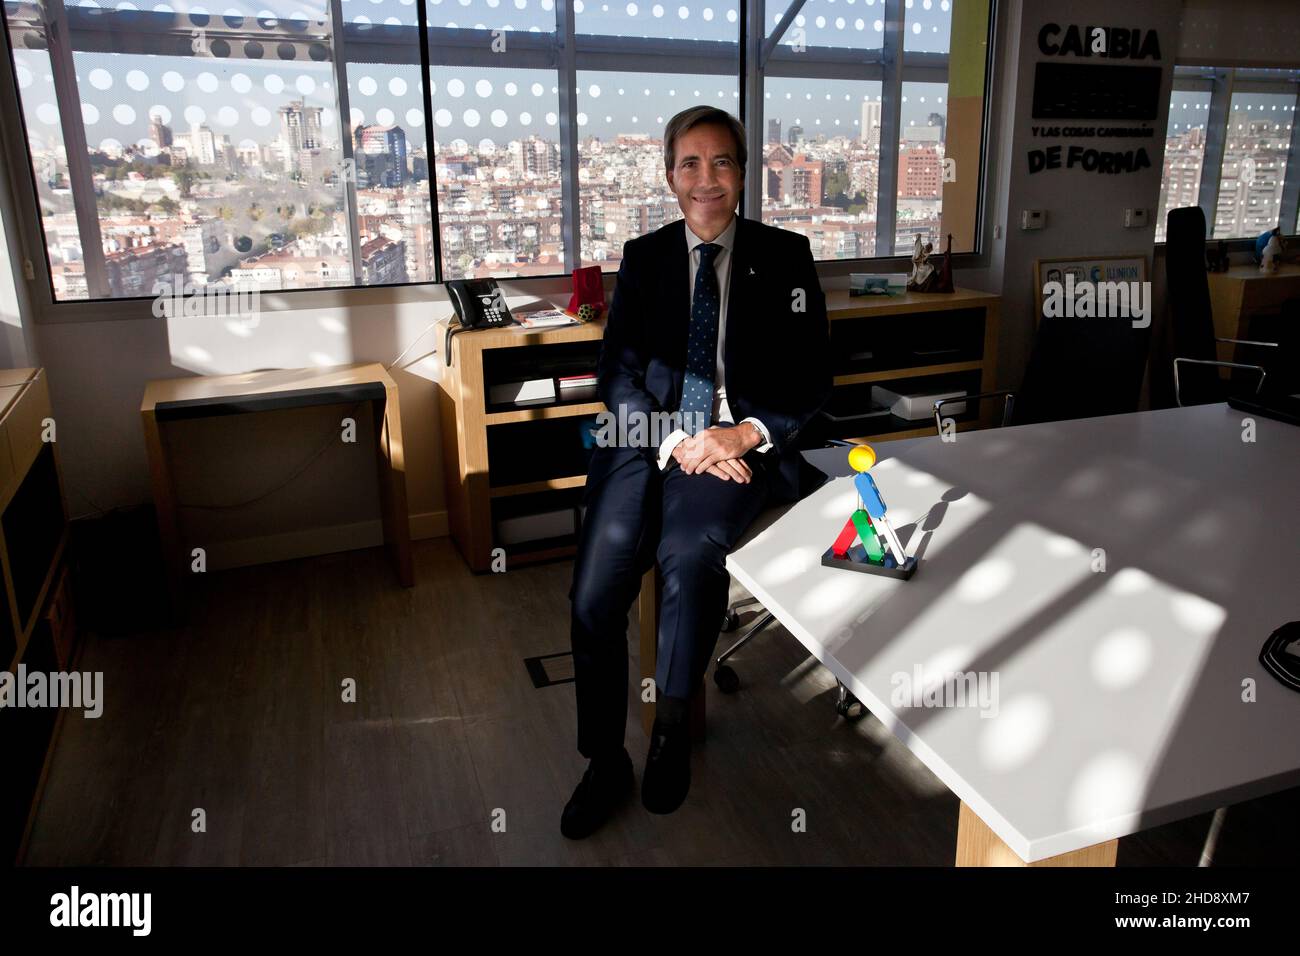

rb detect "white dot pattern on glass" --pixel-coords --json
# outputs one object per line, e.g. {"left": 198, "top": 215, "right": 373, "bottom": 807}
{"left": 680, "top": 242, "right": 722, "bottom": 436}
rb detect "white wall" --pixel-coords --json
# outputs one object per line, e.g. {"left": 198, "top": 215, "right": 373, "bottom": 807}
{"left": 992, "top": 0, "right": 1183, "bottom": 386}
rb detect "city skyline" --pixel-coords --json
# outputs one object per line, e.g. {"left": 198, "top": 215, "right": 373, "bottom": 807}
{"left": 3, "top": 0, "right": 965, "bottom": 296}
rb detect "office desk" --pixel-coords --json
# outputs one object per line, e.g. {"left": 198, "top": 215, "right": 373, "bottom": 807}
{"left": 142, "top": 363, "right": 414, "bottom": 606}
{"left": 726, "top": 405, "right": 1300, "bottom": 865}
{"left": 1208, "top": 263, "right": 1300, "bottom": 360}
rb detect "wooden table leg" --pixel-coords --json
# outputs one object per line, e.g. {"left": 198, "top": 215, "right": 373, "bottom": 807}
{"left": 141, "top": 410, "right": 186, "bottom": 618}
{"left": 638, "top": 566, "right": 706, "bottom": 741}
{"left": 955, "top": 801, "right": 1117, "bottom": 867}
{"left": 373, "top": 387, "right": 414, "bottom": 587}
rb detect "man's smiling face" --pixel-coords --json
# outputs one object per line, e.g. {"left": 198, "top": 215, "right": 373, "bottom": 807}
{"left": 666, "top": 123, "right": 743, "bottom": 242}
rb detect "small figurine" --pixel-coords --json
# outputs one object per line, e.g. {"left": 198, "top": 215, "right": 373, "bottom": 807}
{"left": 1261, "top": 231, "right": 1284, "bottom": 273}
{"left": 907, "top": 234, "right": 935, "bottom": 291}
{"left": 821, "top": 444, "right": 918, "bottom": 579}
{"left": 1254, "top": 226, "right": 1284, "bottom": 268}
{"left": 908, "top": 233, "right": 955, "bottom": 293}
{"left": 924, "top": 233, "right": 955, "bottom": 294}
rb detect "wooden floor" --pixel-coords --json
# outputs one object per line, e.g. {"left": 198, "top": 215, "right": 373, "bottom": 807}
{"left": 23, "top": 537, "right": 1300, "bottom": 866}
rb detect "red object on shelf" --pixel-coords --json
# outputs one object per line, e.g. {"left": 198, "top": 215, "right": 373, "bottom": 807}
{"left": 568, "top": 265, "right": 606, "bottom": 314}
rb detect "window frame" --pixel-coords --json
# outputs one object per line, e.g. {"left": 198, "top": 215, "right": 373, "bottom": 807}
{"left": 0, "top": 0, "right": 996, "bottom": 322}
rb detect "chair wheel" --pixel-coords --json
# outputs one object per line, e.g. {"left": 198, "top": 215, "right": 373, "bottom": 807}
{"left": 713, "top": 664, "right": 741, "bottom": 694}
{"left": 721, "top": 609, "right": 741, "bottom": 632}
{"left": 836, "top": 689, "right": 867, "bottom": 721}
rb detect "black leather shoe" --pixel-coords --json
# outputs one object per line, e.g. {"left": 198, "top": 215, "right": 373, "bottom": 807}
{"left": 560, "top": 748, "right": 634, "bottom": 839}
{"left": 641, "top": 719, "right": 691, "bottom": 814}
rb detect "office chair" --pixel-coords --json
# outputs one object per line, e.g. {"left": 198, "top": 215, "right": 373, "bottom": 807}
{"left": 931, "top": 306, "right": 1151, "bottom": 433}
{"left": 1165, "top": 206, "right": 1279, "bottom": 407}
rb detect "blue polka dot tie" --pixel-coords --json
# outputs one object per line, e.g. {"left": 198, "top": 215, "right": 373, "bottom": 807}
{"left": 680, "top": 242, "right": 721, "bottom": 436}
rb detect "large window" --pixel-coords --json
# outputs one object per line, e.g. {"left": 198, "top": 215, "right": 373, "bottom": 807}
{"left": 5, "top": 1, "right": 433, "bottom": 299}
{"left": 426, "top": 0, "right": 563, "bottom": 280}
{"left": 1155, "top": 87, "right": 1210, "bottom": 243}
{"left": 575, "top": 71, "right": 739, "bottom": 268}
{"left": 430, "top": 66, "right": 566, "bottom": 279}
{"left": 1155, "top": 67, "right": 1300, "bottom": 243}
{"left": 1, "top": 0, "right": 994, "bottom": 304}
{"left": 758, "top": 0, "right": 988, "bottom": 259}
{"left": 572, "top": 3, "right": 740, "bottom": 267}
{"left": 1215, "top": 90, "right": 1294, "bottom": 239}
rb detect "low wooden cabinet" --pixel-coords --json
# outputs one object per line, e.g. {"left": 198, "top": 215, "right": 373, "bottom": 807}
{"left": 436, "top": 317, "right": 606, "bottom": 572}
{"left": 0, "top": 369, "right": 68, "bottom": 673}
{"left": 818, "top": 287, "right": 1001, "bottom": 444}
{"left": 0, "top": 368, "right": 73, "bottom": 863}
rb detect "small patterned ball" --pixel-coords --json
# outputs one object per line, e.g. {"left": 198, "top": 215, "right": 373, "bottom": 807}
{"left": 578, "top": 303, "right": 598, "bottom": 322}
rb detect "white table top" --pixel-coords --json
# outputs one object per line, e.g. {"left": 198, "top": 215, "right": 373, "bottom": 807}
{"left": 728, "top": 405, "right": 1300, "bottom": 862}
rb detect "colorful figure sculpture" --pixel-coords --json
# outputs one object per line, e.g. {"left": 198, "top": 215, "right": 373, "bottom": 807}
{"left": 821, "top": 443, "right": 918, "bottom": 579}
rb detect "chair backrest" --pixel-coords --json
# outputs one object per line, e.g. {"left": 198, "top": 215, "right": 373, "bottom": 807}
{"left": 1164, "top": 206, "right": 1224, "bottom": 403}
{"left": 1015, "top": 312, "right": 1150, "bottom": 425}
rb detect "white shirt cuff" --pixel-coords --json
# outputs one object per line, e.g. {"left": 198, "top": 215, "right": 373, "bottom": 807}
{"left": 740, "top": 417, "right": 773, "bottom": 453}
{"left": 657, "top": 428, "right": 690, "bottom": 470}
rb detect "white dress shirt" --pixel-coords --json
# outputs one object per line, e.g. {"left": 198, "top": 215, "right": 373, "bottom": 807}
{"left": 656, "top": 217, "right": 773, "bottom": 470}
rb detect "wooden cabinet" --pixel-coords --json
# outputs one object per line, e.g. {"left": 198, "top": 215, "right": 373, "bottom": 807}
{"left": 0, "top": 368, "right": 72, "bottom": 863}
{"left": 436, "top": 318, "right": 606, "bottom": 572}
{"left": 0, "top": 369, "right": 68, "bottom": 671}
{"left": 1207, "top": 263, "right": 1300, "bottom": 364}
{"left": 819, "top": 287, "right": 1001, "bottom": 443}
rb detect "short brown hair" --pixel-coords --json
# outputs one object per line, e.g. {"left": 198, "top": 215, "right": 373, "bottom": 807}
{"left": 663, "top": 106, "right": 747, "bottom": 173}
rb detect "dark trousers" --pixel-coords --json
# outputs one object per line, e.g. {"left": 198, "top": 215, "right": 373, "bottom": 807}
{"left": 569, "top": 448, "right": 772, "bottom": 759}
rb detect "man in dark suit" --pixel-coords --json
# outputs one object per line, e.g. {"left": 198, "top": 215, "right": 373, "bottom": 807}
{"left": 562, "top": 106, "right": 831, "bottom": 839}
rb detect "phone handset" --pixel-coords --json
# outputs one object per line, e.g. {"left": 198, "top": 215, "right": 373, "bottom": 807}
{"left": 444, "top": 278, "right": 517, "bottom": 367}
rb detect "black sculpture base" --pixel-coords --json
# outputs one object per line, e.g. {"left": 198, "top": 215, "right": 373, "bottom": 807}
{"left": 821, "top": 545, "right": 918, "bottom": 580}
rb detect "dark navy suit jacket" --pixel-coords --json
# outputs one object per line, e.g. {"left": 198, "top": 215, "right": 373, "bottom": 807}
{"left": 587, "top": 215, "right": 832, "bottom": 504}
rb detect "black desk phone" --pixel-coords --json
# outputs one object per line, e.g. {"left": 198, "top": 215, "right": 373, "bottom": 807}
{"left": 443, "top": 278, "right": 517, "bottom": 367}
{"left": 447, "top": 278, "right": 516, "bottom": 329}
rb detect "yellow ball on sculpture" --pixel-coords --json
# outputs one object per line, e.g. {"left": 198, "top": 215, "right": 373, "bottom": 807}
{"left": 848, "top": 444, "right": 877, "bottom": 472}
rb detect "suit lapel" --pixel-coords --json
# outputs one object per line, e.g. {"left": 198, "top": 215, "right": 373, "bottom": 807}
{"left": 723, "top": 216, "right": 748, "bottom": 395}
{"left": 667, "top": 219, "right": 690, "bottom": 370}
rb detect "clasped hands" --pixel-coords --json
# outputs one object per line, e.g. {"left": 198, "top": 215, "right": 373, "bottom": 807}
{"left": 671, "top": 423, "right": 762, "bottom": 482}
